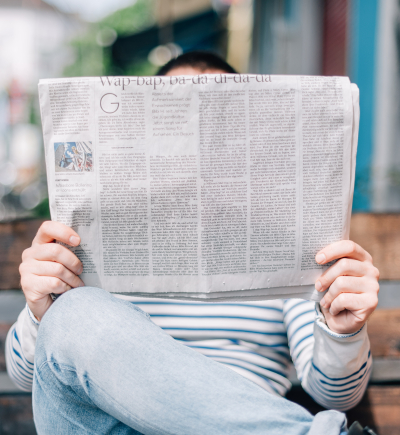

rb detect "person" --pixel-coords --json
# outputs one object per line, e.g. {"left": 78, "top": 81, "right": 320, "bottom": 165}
{"left": 6, "top": 52, "right": 379, "bottom": 435}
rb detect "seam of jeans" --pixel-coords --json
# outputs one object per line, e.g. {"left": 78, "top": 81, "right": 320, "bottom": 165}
{"left": 38, "top": 360, "right": 172, "bottom": 435}
{"left": 126, "top": 302, "right": 151, "bottom": 319}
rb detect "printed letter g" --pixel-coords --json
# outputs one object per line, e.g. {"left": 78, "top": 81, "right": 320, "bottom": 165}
{"left": 100, "top": 93, "right": 119, "bottom": 114}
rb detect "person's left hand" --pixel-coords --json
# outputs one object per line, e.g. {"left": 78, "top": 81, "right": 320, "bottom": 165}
{"left": 314, "top": 240, "right": 379, "bottom": 334}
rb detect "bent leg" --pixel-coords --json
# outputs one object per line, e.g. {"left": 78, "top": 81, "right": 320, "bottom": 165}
{"left": 33, "top": 287, "right": 347, "bottom": 435}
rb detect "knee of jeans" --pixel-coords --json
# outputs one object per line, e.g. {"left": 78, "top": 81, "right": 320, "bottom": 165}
{"left": 37, "top": 287, "right": 151, "bottom": 361}
{"left": 37, "top": 287, "right": 111, "bottom": 352}
{"left": 45, "top": 286, "right": 108, "bottom": 320}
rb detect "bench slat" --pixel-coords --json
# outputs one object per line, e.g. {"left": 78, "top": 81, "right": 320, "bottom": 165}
{"left": 367, "top": 308, "right": 400, "bottom": 358}
{"left": 350, "top": 213, "right": 400, "bottom": 280}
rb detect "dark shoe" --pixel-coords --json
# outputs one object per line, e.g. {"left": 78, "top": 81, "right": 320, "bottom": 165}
{"left": 348, "top": 421, "right": 377, "bottom": 435}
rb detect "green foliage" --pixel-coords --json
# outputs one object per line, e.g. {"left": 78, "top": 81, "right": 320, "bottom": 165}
{"left": 124, "top": 60, "right": 158, "bottom": 77}
{"left": 63, "top": 0, "right": 155, "bottom": 78}
{"left": 101, "top": 0, "right": 155, "bottom": 36}
{"left": 63, "top": 30, "right": 104, "bottom": 77}
{"left": 31, "top": 197, "right": 51, "bottom": 219}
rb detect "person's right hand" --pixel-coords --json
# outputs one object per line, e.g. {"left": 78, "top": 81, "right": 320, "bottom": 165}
{"left": 20, "top": 221, "right": 85, "bottom": 321}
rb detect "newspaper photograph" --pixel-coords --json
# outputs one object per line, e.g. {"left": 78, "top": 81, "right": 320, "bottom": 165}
{"left": 38, "top": 74, "right": 359, "bottom": 301}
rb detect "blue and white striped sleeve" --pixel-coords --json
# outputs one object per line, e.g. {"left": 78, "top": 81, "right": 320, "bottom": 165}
{"left": 5, "top": 304, "right": 39, "bottom": 392}
{"left": 283, "top": 299, "right": 371, "bottom": 411}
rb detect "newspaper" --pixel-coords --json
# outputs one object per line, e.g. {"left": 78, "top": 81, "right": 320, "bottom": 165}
{"left": 38, "top": 74, "right": 359, "bottom": 302}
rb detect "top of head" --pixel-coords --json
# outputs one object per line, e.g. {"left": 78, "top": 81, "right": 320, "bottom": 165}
{"left": 156, "top": 51, "right": 237, "bottom": 77}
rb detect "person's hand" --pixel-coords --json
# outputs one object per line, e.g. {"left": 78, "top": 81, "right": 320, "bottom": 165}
{"left": 314, "top": 240, "right": 379, "bottom": 334}
{"left": 19, "top": 221, "right": 84, "bottom": 321}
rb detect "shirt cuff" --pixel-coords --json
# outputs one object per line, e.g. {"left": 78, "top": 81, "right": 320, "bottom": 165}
{"left": 315, "top": 302, "right": 365, "bottom": 340}
{"left": 26, "top": 304, "right": 40, "bottom": 327}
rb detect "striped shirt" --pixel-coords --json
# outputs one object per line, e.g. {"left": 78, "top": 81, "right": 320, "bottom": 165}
{"left": 6, "top": 296, "right": 371, "bottom": 411}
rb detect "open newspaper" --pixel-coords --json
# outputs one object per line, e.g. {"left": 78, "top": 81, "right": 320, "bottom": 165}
{"left": 38, "top": 74, "right": 359, "bottom": 302}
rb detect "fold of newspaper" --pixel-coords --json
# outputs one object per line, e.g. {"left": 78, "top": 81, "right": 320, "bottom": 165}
{"left": 38, "top": 74, "right": 359, "bottom": 302}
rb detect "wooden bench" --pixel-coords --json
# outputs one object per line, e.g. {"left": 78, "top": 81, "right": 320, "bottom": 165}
{"left": 1, "top": 215, "right": 400, "bottom": 434}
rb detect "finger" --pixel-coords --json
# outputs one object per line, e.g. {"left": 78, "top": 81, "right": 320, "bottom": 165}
{"left": 329, "top": 292, "right": 377, "bottom": 317}
{"left": 315, "top": 258, "right": 369, "bottom": 292}
{"left": 32, "top": 221, "right": 80, "bottom": 247}
{"left": 319, "top": 304, "right": 331, "bottom": 319}
{"left": 321, "top": 276, "right": 379, "bottom": 309}
{"left": 320, "top": 276, "right": 365, "bottom": 308}
{"left": 38, "top": 276, "right": 73, "bottom": 295}
{"left": 315, "top": 240, "right": 372, "bottom": 265}
{"left": 21, "top": 275, "right": 72, "bottom": 298}
{"left": 24, "top": 260, "right": 84, "bottom": 289}
{"left": 25, "top": 243, "right": 83, "bottom": 275}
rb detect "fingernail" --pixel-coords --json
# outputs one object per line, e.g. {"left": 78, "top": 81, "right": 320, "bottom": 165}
{"left": 77, "top": 266, "right": 83, "bottom": 274}
{"left": 315, "top": 281, "right": 322, "bottom": 291}
{"left": 315, "top": 253, "right": 326, "bottom": 264}
{"left": 69, "top": 236, "right": 80, "bottom": 246}
{"left": 320, "top": 297, "right": 326, "bottom": 307}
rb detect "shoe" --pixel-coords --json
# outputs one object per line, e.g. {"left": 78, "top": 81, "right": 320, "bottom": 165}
{"left": 347, "top": 422, "right": 377, "bottom": 435}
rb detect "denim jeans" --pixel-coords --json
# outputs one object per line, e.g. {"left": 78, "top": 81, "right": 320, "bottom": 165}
{"left": 33, "top": 287, "right": 348, "bottom": 434}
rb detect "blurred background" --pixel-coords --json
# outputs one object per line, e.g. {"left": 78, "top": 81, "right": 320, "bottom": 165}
{"left": 0, "top": 0, "right": 399, "bottom": 222}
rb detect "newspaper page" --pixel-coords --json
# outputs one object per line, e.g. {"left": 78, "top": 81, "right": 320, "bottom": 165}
{"left": 38, "top": 74, "right": 359, "bottom": 302}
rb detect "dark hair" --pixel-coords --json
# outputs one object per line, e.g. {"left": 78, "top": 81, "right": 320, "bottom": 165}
{"left": 156, "top": 51, "right": 237, "bottom": 75}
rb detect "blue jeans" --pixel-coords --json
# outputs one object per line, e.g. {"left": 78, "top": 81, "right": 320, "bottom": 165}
{"left": 33, "top": 287, "right": 348, "bottom": 434}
